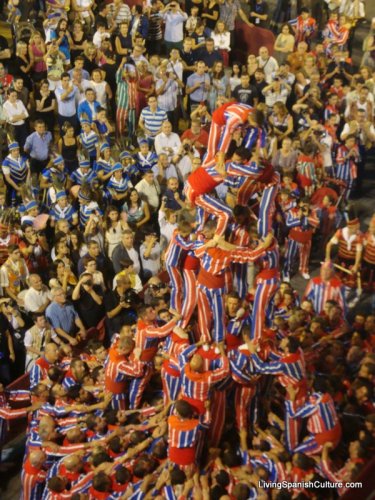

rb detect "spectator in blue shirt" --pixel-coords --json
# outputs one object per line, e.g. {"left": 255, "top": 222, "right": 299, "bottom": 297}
{"left": 186, "top": 61, "right": 211, "bottom": 110}
{"left": 55, "top": 72, "right": 79, "bottom": 134}
{"left": 45, "top": 287, "right": 86, "bottom": 346}
{"left": 77, "top": 88, "right": 102, "bottom": 123}
{"left": 23, "top": 120, "right": 53, "bottom": 174}
{"left": 139, "top": 95, "right": 168, "bottom": 144}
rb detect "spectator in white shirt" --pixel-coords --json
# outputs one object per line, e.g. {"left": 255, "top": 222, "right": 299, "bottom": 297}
{"left": 24, "top": 313, "right": 61, "bottom": 370}
{"left": 3, "top": 89, "right": 29, "bottom": 149}
{"left": 158, "top": 198, "right": 178, "bottom": 250}
{"left": 135, "top": 171, "right": 161, "bottom": 212}
{"left": 154, "top": 121, "right": 181, "bottom": 162}
{"left": 92, "top": 23, "right": 111, "bottom": 49}
{"left": 256, "top": 46, "right": 279, "bottom": 83}
{"left": 23, "top": 274, "right": 52, "bottom": 313}
{"left": 161, "top": 2, "right": 188, "bottom": 52}
{"left": 262, "top": 79, "right": 291, "bottom": 108}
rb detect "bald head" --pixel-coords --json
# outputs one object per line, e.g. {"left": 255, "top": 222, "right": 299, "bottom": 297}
{"left": 29, "top": 273, "right": 43, "bottom": 291}
{"left": 190, "top": 353, "right": 204, "bottom": 373}
{"left": 29, "top": 449, "right": 46, "bottom": 467}
{"left": 45, "top": 343, "right": 59, "bottom": 363}
{"left": 63, "top": 453, "right": 82, "bottom": 472}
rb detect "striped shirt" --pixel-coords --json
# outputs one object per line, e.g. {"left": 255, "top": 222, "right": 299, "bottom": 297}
{"left": 335, "top": 144, "right": 359, "bottom": 182}
{"left": 304, "top": 276, "right": 346, "bottom": 314}
{"left": 229, "top": 346, "right": 257, "bottom": 385}
{"left": 251, "top": 348, "right": 306, "bottom": 387}
{"left": 79, "top": 130, "right": 99, "bottom": 157}
{"left": 330, "top": 227, "right": 363, "bottom": 261}
{"left": 178, "top": 345, "right": 229, "bottom": 402}
{"left": 165, "top": 231, "right": 195, "bottom": 268}
{"left": 363, "top": 232, "right": 375, "bottom": 265}
{"left": 22, "top": 458, "right": 47, "bottom": 500}
{"left": 116, "top": 68, "right": 137, "bottom": 109}
{"left": 2, "top": 154, "right": 29, "bottom": 183}
{"left": 168, "top": 414, "right": 200, "bottom": 448}
{"left": 155, "top": 78, "right": 178, "bottom": 112}
{"left": 49, "top": 203, "right": 78, "bottom": 225}
{"left": 79, "top": 201, "right": 102, "bottom": 228}
{"left": 134, "top": 151, "right": 158, "bottom": 174}
{"left": 106, "top": 174, "right": 132, "bottom": 196}
{"left": 29, "top": 357, "right": 53, "bottom": 388}
{"left": 195, "top": 245, "right": 266, "bottom": 280}
{"left": 135, "top": 318, "right": 177, "bottom": 358}
{"left": 70, "top": 167, "right": 98, "bottom": 185}
{"left": 286, "top": 392, "right": 339, "bottom": 434}
{"left": 140, "top": 106, "right": 168, "bottom": 137}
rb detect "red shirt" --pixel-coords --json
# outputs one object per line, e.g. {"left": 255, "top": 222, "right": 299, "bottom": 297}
{"left": 180, "top": 128, "right": 209, "bottom": 156}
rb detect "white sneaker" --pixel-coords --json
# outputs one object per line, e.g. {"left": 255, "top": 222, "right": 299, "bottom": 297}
{"left": 302, "top": 273, "right": 310, "bottom": 280}
{"left": 283, "top": 275, "right": 290, "bottom": 283}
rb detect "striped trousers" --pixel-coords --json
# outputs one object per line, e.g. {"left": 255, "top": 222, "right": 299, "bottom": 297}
{"left": 197, "top": 285, "right": 225, "bottom": 343}
{"left": 203, "top": 112, "right": 245, "bottom": 167}
{"left": 258, "top": 183, "right": 278, "bottom": 238}
{"left": 250, "top": 280, "right": 279, "bottom": 340}
{"left": 179, "top": 269, "right": 198, "bottom": 329}
{"left": 166, "top": 265, "right": 184, "bottom": 312}
{"left": 283, "top": 238, "right": 312, "bottom": 278}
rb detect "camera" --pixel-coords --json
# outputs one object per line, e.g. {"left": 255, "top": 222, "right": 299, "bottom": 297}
{"left": 124, "top": 288, "right": 138, "bottom": 305}
{"left": 84, "top": 279, "right": 93, "bottom": 287}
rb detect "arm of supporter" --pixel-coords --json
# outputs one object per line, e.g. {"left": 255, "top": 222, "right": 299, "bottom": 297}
{"left": 0, "top": 406, "right": 29, "bottom": 419}
{"left": 285, "top": 210, "right": 302, "bottom": 228}
{"left": 250, "top": 353, "right": 283, "bottom": 375}
{"left": 144, "top": 317, "right": 178, "bottom": 338}
{"left": 178, "top": 344, "right": 197, "bottom": 368}
{"left": 285, "top": 398, "right": 316, "bottom": 418}
{"left": 209, "top": 355, "right": 230, "bottom": 383}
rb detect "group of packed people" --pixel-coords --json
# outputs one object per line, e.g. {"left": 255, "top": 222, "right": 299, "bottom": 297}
{"left": 0, "top": 0, "right": 374, "bottom": 498}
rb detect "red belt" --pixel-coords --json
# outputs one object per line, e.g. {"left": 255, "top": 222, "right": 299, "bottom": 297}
{"left": 105, "top": 376, "right": 126, "bottom": 395}
{"left": 225, "top": 333, "right": 242, "bottom": 351}
{"left": 314, "top": 422, "right": 341, "bottom": 446}
{"left": 169, "top": 446, "right": 196, "bottom": 466}
{"left": 140, "top": 347, "right": 158, "bottom": 362}
{"left": 197, "top": 267, "right": 225, "bottom": 289}
{"left": 257, "top": 268, "right": 280, "bottom": 280}
{"left": 181, "top": 395, "right": 205, "bottom": 415}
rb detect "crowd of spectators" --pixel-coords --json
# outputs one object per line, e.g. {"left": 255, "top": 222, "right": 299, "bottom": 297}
{"left": 0, "top": 0, "right": 374, "bottom": 498}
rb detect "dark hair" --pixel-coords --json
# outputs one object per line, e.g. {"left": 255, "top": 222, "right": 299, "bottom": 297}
{"left": 287, "top": 336, "right": 300, "bottom": 353}
{"left": 170, "top": 467, "right": 186, "bottom": 485}
{"left": 210, "top": 485, "right": 227, "bottom": 500}
{"left": 61, "top": 71, "right": 70, "bottom": 80}
{"left": 125, "top": 188, "right": 142, "bottom": 208}
{"left": 174, "top": 400, "right": 195, "bottom": 419}
{"left": 93, "top": 472, "right": 112, "bottom": 492}
{"left": 115, "top": 466, "right": 131, "bottom": 484}
{"left": 280, "top": 23, "right": 293, "bottom": 34}
{"left": 91, "top": 451, "right": 112, "bottom": 467}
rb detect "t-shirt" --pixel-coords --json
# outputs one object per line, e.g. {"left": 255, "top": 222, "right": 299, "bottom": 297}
{"left": 232, "top": 84, "right": 259, "bottom": 106}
